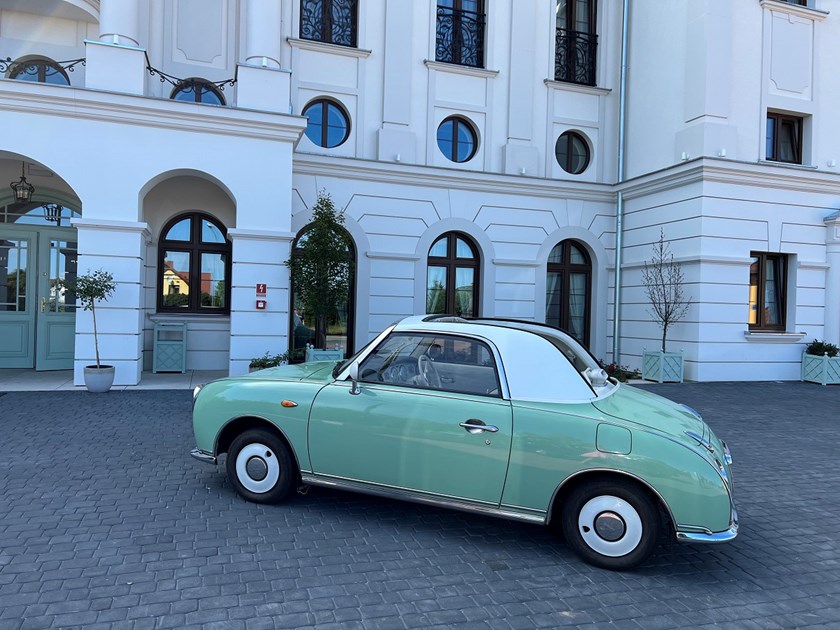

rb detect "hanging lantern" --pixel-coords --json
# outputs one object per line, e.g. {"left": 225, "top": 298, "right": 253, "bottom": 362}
{"left": 10, "top": 161, "right": 34, "bottom": 203}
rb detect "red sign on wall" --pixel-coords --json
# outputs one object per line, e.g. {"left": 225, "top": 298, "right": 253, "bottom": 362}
{"left": 256, "top": 299, "right": 267, "bottom": 310}
{"left": 256, "top": 283, "right": 267, "bottom": 296}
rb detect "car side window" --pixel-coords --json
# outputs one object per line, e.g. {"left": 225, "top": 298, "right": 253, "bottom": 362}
{"left": 358, "top": 332, "right": 501, "bottom": 397}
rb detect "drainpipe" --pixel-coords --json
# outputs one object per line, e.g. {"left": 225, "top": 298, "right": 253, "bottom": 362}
{"left": 612, "top": 0, "right": 630, "bottom": 363}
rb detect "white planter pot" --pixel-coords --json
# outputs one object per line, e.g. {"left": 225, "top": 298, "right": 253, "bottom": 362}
{"left": 84, "top": 365, "right": 115, "bottom": 393}
{"left": 801, "top": 352, "right": 840, "bottom": 386}
{"left": 642, "top": 350, "right": 684, "bottom": 383}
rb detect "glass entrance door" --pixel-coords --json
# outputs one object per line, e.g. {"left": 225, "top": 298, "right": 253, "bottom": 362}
{"left": 0, "top": 227, "right": 77, "bottom": 370}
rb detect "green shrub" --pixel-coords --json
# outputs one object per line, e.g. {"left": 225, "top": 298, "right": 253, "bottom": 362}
{"left": 249, "top": 352, "right": 288, "bottom": 369}
{"left": 805, "top": 339, "right": 839, "bottom": 358}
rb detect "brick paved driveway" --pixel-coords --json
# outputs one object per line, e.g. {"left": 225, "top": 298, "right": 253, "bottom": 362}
{"left": 0, "top": 382, "right": 838, "bottom": 629}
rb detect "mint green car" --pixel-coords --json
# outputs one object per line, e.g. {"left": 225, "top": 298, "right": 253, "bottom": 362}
{"left": 191, "top": 316, "right": 737, "bottom": 570}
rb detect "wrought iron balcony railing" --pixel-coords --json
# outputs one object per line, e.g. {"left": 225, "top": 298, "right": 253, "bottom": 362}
{"left": 300, "top": 0, "right": 358, "bottom": 48}
{"left": 436, "top": 6, "right": 485, "bottom": 69}
{"left": 554, "top": 28, "right": 597, "bottom": 87}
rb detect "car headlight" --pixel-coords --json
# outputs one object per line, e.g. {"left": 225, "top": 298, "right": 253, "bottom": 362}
{"left": 192, "top": 384, "right": 203, "bottom": 409}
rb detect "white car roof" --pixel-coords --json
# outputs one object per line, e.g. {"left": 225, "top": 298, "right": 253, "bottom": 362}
{"left": 392, "top": 316, "right": 597, "bottom": 403}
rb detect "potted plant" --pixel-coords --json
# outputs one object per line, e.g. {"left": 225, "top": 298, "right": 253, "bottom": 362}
{"left": 248, "top": 351, "right": 288, "bottom": 373}
{"left": 641, "top": 229, "right": 691, "bottom": 383}
{"left": 64, "top": 269, "right": 117, "bottom": 392}
{"left": 286, "top": 191, "right": 353, "bottom": 361}
{"left": 801, "top": 339, "right": 840, "bottom": 385}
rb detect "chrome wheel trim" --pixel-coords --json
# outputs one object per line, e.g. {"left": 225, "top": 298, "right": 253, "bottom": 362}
{"left": 578, "top": 495, "right": 643, "bottom": 557}
{"left": 235, "top": 443, "right": 280, "bottom": 494}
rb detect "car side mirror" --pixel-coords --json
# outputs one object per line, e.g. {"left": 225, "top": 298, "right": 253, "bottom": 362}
{"left": 348, "top": 361, "right": 361, "bottom": 395}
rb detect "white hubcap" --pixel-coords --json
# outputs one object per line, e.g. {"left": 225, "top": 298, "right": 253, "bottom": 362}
{"left": 578, "top": 495, "right": 643, "bottom": 557}
{"left": 235, "top": 443, "right": 280, "bottom": 493}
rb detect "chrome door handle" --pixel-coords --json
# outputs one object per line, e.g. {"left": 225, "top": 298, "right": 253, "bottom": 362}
{"left": 40, "top": 297, "right": 46, "bottom": 312}
{"left": 459, "top": 420, "right": 499, "bottom": 434}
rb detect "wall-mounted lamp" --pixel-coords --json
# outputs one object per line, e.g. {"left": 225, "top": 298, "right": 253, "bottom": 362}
{"left": 828, "top": 160, "right": 837, "bottom": 168}
{"left": 717, "top": 149, "right": 727, "bottom": 158}
{"left": 519, "top": 167, "right": 527, "bottom": 175}
{"left": 394, "top": 153, "right": 401, "bottom": 162}
{"left": 680, "top": 152, "right": 690, "bottom": 161}
{"left": 43, "top": 203, "right": 63, "bottom": 223}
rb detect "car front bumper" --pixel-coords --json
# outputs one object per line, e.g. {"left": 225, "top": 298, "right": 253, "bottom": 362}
{"left": 190, "top": 448, "right": 217, "bottom": 465}
{"left": 676, "top": 506, "right": 739, "bottom": 543}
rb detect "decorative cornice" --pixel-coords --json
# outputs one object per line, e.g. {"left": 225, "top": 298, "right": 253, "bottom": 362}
{"left": 492, "top": 258, "right": 541, "bottom": 268}
{"left": 288, "top": 38, "right": 372, "bottom": 58}
{"left": 366, "top": 252, "right": 420, "bottom": 261}
{"left": 424, "top": 60, "right": 500, "bottom": 79}
{"left": 293, "top": 154, "right": 614, "bottom": 202}
{"left": 543, "top": 79, "right": 611, "bottom": 96}
{"left": 71, "top": 218, "right": 152, "bottom": 242}
{"left": 0, "top": 80, "right": 307, "bottom": 143}
{"left": 227, "top": 228, "right": 296, "bottom": 241}
{"left": 759, "top": 0, "right": 829, "bottom": 21}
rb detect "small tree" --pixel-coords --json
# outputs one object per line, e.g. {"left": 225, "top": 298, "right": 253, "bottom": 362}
{"left": 64, "top": 269, "right": 116, "bottom": 368}
{"left": 641, "top": 229, "right": 691, "bottom": 353}
{"left": 286, "top": 191, "right": 353, "bottom": 349}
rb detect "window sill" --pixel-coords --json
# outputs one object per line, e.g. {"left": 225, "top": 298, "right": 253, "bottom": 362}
{"left": 758, "top": 159, "right": 818, "bottom": 171}
{"left": 743, "top": 331, "right": 806, "bottom": 343}
{"left": 288, "top": 38, "right": 372, "bottom": 58}
{"left": 544, "top": 79, "right": 610, "bottom": 96}
{"left": 150, "top": 313, "right": 231, "bottom": 324}
{"left": 424, "top": 60, "right": 499, "bottom": 79}
{"left": 759, "top": 1, "right": 829, "bottom": 21}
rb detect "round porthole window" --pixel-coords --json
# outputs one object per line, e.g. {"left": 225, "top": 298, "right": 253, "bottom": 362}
{"left": 555, "top": 131, "right": 591, "bottom": 174}
{"left": 437, "top": 116, "right": 478, "bottom": 163}
{"left": 303, "top": 98, "right": 351, "bottom": 148}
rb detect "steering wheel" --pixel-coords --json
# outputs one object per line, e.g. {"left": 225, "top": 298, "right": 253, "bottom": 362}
{"left": 417, "top": 355, "right": 442, "bottom": 389}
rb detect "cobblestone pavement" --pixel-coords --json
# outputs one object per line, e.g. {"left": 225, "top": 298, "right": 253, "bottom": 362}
{"left": 0, "top": 382, "right": 839, "bottom": 629}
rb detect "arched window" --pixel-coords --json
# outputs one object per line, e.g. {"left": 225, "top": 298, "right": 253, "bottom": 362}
{"left": 289, "top": 225, "right": 355, "bottom": 358}
{"left": 7, "top": 57, "right": 70, "bottom": 85}
{"left": 170, "top": 79, "right": 225, "bottom": 105}
{"left": 158, "top": 212, "right": 230, "bottom": 313}
{"left": 426, "top": 232, "right": 479, "bottom": 316}
{"left": 546, "top": 239, "right": 591, "bottom": 346}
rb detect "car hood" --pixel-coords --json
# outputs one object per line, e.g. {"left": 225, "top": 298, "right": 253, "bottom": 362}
{"left": 592, "top": 384, "right": 709, "bottom": 442}
{"left": 243, "top": 361, "right": 337, "bottom": 383}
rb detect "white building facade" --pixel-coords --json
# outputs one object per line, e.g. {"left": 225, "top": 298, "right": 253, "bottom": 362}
{"left": 0, "top": 0, "right": 838, "bottom": 384}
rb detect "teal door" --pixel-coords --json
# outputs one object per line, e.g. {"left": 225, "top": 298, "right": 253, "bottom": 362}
{"left": 0, "top": 227, "right": 77, "bottom": 370}
{"left": 0, "top": 230, "right": 36, "bottom": 368}
{"left": 35, "top": 230, "right": 77, "bottom": 371}
{"left": 308, "top": 331, "right": 513, "bottom": 505}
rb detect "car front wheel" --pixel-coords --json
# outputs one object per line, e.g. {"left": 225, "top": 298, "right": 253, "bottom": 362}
{"left": 561, "top": 479, "right": 659, "bottom": 570}
{"left": 226, "top": 429, "right": 295, "bottom": 504}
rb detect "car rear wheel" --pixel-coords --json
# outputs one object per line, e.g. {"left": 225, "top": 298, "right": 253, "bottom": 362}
{"left": 561, "top": 479, "right": 659, "bottom": 570}
{"left": 226, "top": 429, "right": 295, "bottom": 504}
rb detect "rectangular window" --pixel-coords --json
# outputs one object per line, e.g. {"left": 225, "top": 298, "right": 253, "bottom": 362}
{"left": 555, "top": 0, "right": 598, "bottom": 86}
{"left": 300, "top": 0, "right": 358, "bottom": 47}
{"left": 766, "top": 112, "right": 803, "bottom": 164}
{"left": 749, "top": 253, "right": 787, "bottom": 331}
{"left": 436, "top": 0, "right": 486, "bottom": 68}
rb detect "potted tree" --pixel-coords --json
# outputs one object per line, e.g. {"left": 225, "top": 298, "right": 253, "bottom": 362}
{"left": 65, "top": 269, "right": 117, "bottom": 392}
{"left": 286, "top": 191, "right": 353, "bottom": 362}
{"left": 801, "top": 339, "right": 840, "bottom": 385}
{"left": 641, "top": 229, "right": 691, "bottom": 383}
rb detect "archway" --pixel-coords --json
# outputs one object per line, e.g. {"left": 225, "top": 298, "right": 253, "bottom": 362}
{"left": 0, "top": 156, "right": 82, "bottom": 370}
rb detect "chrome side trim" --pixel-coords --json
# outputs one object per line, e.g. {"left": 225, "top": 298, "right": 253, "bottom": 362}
{"left": 300, "top": 474, "right": 545, "bottom": 525}
{"left": 190, "top": 448, "right": 217, "bottom": 465}
{"left": 721, "top": 440, "right": 733, "bottom": 465}
{"left": 677, "top": 508, "right": 739, "bottom": 543}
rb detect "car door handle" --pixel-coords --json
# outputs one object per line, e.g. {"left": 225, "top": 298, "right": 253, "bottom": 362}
{"left": 459, "top": 420, "right": 499, "bottom": 434}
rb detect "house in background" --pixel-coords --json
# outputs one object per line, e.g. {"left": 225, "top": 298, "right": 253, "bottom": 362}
{"left": 0, "top": 0, "right": 838, "bottom": 385}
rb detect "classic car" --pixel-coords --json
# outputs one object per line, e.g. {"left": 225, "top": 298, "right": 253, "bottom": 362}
{"left": 191, "top": 316, "right": 737, "bottom": 570}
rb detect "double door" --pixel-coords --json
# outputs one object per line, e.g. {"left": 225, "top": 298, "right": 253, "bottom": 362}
{"left": 0, "top": 227, "right": 78, "bottom": 370}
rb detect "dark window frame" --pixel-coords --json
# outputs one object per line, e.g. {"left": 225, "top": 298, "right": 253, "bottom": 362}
{"left": 302, "top": 98, "right": 351, "bottom": 148}
{"left": 427, "top": 231, "right": 480, "bottom": 317}
{"left": 300, "top": 0, "right": 359, "bottom": 47}
{"left": 546, "top": 239, "right": 592, "bottom": 347}
{"left": 435, "top": 0, "right": 486, "bottom": 68}
{"left": 748, "top": 252, "right": 788, "bottom": 332}
{"left": 157, "top": 212, "right": 231, "bottom": 314}
{"left": 766, "top": 111, "right": 803, "bottom": 164}
{"left": 437, "top": 116, "right": 478, "bottom": 163}
{"left": 554, "top": 0, "right": 598, "bottom": 86}
{"left": 170, "top": 78, "right": 226, "bottom": 105}
{"left": 555, "top": 130, "right": 591, "bottom": 174}
{"left": 288, "top": 223, "right": 356, "bottom": 358}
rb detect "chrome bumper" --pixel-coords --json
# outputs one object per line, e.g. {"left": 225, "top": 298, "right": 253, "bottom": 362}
{"left": 190, "top": 448, "right": 217, "bottom": 465}
{"left": 676, "top": 507, "right": 739, "bottom": 543}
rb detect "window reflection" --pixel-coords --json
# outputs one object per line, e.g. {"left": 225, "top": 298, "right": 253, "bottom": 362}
{"left": 0, "top": 239, "right": 28, "bottom": 312}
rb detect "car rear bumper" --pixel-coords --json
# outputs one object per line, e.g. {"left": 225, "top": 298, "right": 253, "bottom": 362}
{"left": 190, "top": 448, "right": 217, "bottom": 465}
{"left": 676, "top": 507, "right": 739, "bottom": 543}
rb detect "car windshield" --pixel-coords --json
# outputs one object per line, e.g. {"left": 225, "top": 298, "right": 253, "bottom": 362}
{"left": 332, "top": 325, "right": 395, "bottom": 378}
